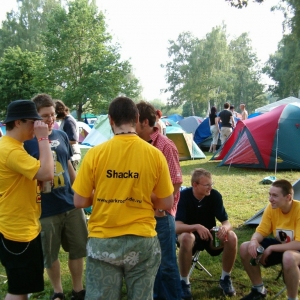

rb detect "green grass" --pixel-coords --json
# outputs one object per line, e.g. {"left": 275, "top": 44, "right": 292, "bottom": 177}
{"left": 1, "top": 150, "right": 300, "bottom": 299}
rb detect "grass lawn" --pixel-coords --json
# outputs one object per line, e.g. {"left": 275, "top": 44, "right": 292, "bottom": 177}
{"left": 1, "top": 149, "right": 300, "bottom": 299}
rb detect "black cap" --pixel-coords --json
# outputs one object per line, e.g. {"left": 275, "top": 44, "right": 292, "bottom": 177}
{"left": 4, "top": 100, "right": 43, "bottom": 123}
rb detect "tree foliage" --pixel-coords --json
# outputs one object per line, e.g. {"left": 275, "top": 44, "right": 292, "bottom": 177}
{"left": 264, "top": 33, "right": 300, "bottom": 98}
{"left": 163, "top": 26, "right": 266, "bottom": 115}
{"left": 0, "top": 0, "right": 60, "bottom": 57}
{"left": 229, "top": 33, "right": 266, "bottom": 112}
{"left": 42, "top": 0, "right": 141, "bottom": 119}
{"left": 0, "top": 46, "right": 46, "bottom": 116}
{"left": 0, "top": 0, "right": 141, "bottom": 119}
{"left": 225, "top": 0, "right": 300, "bottom": 101}
{"left": 225, "top": 0, "right": 264, "bottom": 8}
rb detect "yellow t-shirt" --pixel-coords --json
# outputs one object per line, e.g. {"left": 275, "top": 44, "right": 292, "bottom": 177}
{"left": 256, "top": 200, "right": 300, "bottom": 242}
{"left": 0, "top": 136, "right": 41, "bottom": 242}
{"left": 73, "top": 135, "right": 174, "bottom": 238}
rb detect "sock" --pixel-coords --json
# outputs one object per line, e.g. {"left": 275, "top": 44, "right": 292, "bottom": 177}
{"left": 287, "top": 298, "right": 298, "bottom": 300}
{"left": 221, "top": 270, "right": 230, "bottom": 280}
{"left": 252, "top": 283, "right": 266, "bottom": 293}
{"left": 180, "top": 276, "right": 190, "bottom": 284}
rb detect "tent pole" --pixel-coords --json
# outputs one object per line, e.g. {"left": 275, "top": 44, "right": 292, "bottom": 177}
{"left": 275, "top": 128, "right": 279, "bottom": 177}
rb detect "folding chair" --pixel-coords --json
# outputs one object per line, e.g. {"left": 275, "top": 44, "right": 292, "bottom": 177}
{"left": 188, "top": 250, "right": 212, "bottom": 278}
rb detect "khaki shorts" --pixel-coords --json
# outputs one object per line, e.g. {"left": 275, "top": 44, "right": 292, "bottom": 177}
{"left": 40, "top": 208, "right": 88, "bottom": 268}
{"left": 85, "top": 235, "right": 161, "bottom": 300}
{"left": 220, "top": 127, "right": 232, "bottom": 144}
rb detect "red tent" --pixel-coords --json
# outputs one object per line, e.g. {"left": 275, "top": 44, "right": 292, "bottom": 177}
{"left": 211, "top": 105, "right": 289, "bottom": 169}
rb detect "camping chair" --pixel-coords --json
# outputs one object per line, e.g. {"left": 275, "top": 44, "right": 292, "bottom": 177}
{"left": 189, "top": 250, "right": 212, "bottom": 278}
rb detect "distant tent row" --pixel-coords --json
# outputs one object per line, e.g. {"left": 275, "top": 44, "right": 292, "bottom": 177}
{"left": 161, "top": 118, "right": 205, "bottom": 160}
{"left": 77, "top": 121, "right": 91, "bottom": 143}
{"left": 178, "top": 116, "right": 203, "bottom": 135}
{"left": 212, "top": 103, "right": 300, "bottom": 170}
{"left": 255, "top": 96, "right": 300, "bottom": 113}
{"left": 82, "top": 115, "right": 206, "bottom": 161}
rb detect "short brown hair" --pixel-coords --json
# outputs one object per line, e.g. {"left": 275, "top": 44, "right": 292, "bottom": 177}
{"left": 272, "top": 179, "right": 294, "bottom": 198}
{"left": 109, "top": 96, "right": 138, "bottom": 127}
{"left": 32, "top": 94, "right": 55, "bottom": 112}
{"left": 136, "top": 101, "right": 157, "bottom": 127}
{"left": 191, "top": 168, "right": 212, "bottom": 185}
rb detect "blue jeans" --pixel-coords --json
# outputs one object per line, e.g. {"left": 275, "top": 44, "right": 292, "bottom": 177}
{"left": 153, "top": 214, "right": 182, "bottom": 300}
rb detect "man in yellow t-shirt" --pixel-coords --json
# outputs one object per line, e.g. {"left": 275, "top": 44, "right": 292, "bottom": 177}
{"left": 0, "top": 100, "right": 53, "bottom": 299}
{"left": 73, "top": 96, "right": 174, "bottom": 300}
{"left": 240, "top": 179, "right": 300, "bottom": 300}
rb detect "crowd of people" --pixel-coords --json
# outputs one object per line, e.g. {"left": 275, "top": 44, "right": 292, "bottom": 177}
{"left": 209, "top": 102, "right": 249, "bottom": 152}
{"left": 0, "top": 97, "right": 299, "bottom": 300}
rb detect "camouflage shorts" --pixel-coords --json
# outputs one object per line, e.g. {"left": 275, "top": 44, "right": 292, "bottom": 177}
{"left": 85, "top": 235, "right": 161, "bottom": 300}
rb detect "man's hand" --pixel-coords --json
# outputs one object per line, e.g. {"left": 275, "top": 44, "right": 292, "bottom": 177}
{"left": 34, "top": 120, "right": 49, "bottom": 139}
{"left": 259, "top": 246, "right": 272, "bottom": 266}
{"left": 196, "top": 224, "right": 213, "bottom": 241}
{"left": 217, "top": 226, "right": 228, "bottom": 242}
{"left": 248, "top": 239, "right": 259, "bottom": 258}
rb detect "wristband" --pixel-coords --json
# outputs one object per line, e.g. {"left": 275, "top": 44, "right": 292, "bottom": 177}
{"left": 37, "top": 137, "right": 49, "bottom": 142}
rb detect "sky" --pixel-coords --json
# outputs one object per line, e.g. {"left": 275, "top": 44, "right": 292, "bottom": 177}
{"left": 0, "top": 0, "right": 286, "bottom": 102}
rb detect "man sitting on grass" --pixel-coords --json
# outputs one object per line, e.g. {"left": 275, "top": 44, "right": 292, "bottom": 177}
{"left": 240, "top": 179, "right": 300, "bottom": 300}
{"left": 176, "top": 168, "right": 238, "bottom": 299}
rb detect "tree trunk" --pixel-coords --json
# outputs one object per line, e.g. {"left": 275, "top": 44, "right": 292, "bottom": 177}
{"left": 77, "top": 103, "right": 83, "bottom": 121}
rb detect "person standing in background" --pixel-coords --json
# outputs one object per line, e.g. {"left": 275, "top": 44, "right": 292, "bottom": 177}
{"left": 73, "top": 96, "right": 174, "bottom": 300}
{"left": 136, "top": 100, "right": 183, "bottom": 300}
{"left": 55, "top": 100, "right": 81, "bottom": 170}
{"left": 218, "top": 102, "right": 235, "bottom": 145}
{"left": 240, "top": 104, "right": 248, "bottom": 120}
{"left": 208, "top": 106, "right": 219, "bottom": 153}
{"left": 24, "top": 94, "right": 87, "bottom": 300}
{"left": 156, "top": 109, "right": 167, "bottom": 135}
{"left": 229, "top": 105, "right": 237, "bottom": 118}
{"left": 0, "top": 100, "right": 54, "bottom": 300}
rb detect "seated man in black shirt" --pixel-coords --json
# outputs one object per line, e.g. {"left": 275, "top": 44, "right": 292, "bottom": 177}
{"left": 176, "top": 168, "right": 237, "bottom": 300}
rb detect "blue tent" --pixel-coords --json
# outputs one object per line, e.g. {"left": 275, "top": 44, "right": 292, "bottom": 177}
{"left": 167, "top": 114, "right": 184, "bottom": 122}
{"left": 248, "top": 112, "right": 262, "bottom": 119}
{"left": 194, "top": 118, "right": 211, "bottom": 145}
{"left": 0, "top": 123, "right": 6, "bottom": 135}
{"left": 194, "top": 115, "right": 240, "bottom": 149}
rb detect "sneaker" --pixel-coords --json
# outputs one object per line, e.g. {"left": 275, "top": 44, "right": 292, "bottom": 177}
{"left": 240, "top": 287, "right": 267, "bottom": 300}
{"left": 181, "top": 280, "right": 192, "bottom": 300}
{"left": 71, "top": 289, "right": 86, "bottom": 300}
{"left": 219, "top": 275, "right": 236, "bottom": 296}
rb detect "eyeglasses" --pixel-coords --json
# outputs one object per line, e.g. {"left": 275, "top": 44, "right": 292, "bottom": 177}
{"left": 40, "top": 113, "right": 56, "bottom": 120}
{"left": 196, "top": 182, "right": 214, "bottom": 188}
{"left": 21, "top": 119, "right": 35, "bottom": 124}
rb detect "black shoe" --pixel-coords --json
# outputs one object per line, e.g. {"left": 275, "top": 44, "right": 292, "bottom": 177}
{"left": 181, "top": 280, "right": 192, "bottom": 300}
{"left": 219, "top": 275, "right": 236, "bottom": 296}
{"left": 71, "top": 289, "right": 86, "bottom": 300}
{"left": 50, "top": 293, "right": 65, "bottom": 300}
{"left": 240, "top": 287, "right": 267, "bottom": 300}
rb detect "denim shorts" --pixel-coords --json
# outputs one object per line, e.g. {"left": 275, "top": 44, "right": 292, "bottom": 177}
{"left": 0, "top": 233, "right": 44, "bottom": 294}
{"left": 40, "top": 208, "right": 88, "bottom": 268}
